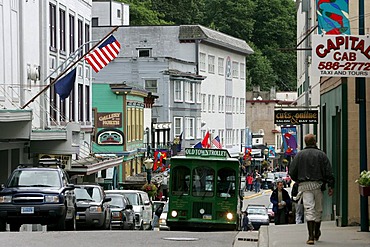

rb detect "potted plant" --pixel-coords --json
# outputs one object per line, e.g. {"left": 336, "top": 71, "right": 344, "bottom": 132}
{"left": 356, "top": 170, "right": 370, "bottom": 197}
{"left": 142, "top": 183, "right": 158, "bottom": 199}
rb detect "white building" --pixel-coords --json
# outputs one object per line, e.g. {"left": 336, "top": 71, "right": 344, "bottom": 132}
{"left": 92, "top": 25, "right": 253, "bottom": 157}
{"left": 0, "top": 0, "right": 122, "bottom": 183}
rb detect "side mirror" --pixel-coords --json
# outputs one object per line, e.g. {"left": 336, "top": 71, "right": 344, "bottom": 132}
{"left": 103, "top": 197, "right": 112, "bottom": 203}
{"left": 126, "top": 204, "right": 133, "bottom": 210}
{"left": 0, "top": 184, "right": 5, "bottom": 189}
{"left": 63, "top": 184, "right": 75, "bottom": 192}
{"left": 143, "top": 200, "right": 151, "bottom": 206}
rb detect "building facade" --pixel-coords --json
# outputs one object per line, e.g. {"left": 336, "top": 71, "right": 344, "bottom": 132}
{"left": 0, "top": 0, "right": 122, "bottom": 184}
{"left": 296, "top": 0, "right": 370, "bottom": 226}
{"left": 92, "top": 25, "right": 253, "bottom": 157}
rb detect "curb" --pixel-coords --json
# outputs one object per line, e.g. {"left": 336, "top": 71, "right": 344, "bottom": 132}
{"left": 258, "top": 226, "right": 269, "bottom": 247}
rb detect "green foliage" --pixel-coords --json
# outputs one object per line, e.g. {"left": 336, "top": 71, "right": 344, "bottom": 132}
{"left": 116, "top": 0, "right": 297, "bottom": 91}
{"left": 356, "top": 171, "right": 370, "bottom": 186}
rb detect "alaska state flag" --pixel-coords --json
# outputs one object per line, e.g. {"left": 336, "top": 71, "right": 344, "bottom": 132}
{"left": 54, "top": 68, "right": 76, "bottom": 100}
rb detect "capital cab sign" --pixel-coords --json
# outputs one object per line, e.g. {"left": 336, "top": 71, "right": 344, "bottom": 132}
{"left": 312, "top": 34, "right": 370, "bottom": 77}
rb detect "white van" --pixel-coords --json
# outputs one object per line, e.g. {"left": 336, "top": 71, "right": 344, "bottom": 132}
{"left": 105, "top": 190, "right": 152, "bottom": 230}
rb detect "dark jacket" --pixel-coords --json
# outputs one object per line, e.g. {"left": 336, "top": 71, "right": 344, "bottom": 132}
{"left": 270, "top": 188, "right": 292, "bottom": 214}
{"left": 289, "top": 146, "right": 335, "bottom": 189}
{"left": 155, "top": 204, "right": 164, "bottom": 217}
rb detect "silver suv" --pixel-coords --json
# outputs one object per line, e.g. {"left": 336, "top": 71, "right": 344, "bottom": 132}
{"left": 105, "top": 190, "right": 152, "bottom": 230}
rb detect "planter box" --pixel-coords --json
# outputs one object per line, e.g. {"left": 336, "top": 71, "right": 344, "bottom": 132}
{"left": 359, "top": 185, "right": 370, "bottom": 197}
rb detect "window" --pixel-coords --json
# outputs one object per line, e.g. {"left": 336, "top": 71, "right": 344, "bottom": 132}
{"left": 171, "top": 166, "right": 190, "bottom": 195}
{"left": 174, "top": 80, "right": 183, "bottom": 102}
{"left": 201, "top": 94, "right": 206, "bottom": 112}
{"left": 92, "top": 17, "right": 98, "bottom": 27}
{"left": 196, "top": 83, "right": 201, "bottom": 103}
{"left": 226, "top": 96, "right": 232, "bottom": 113}
{"left": 85, "top": 85, "right": 90, "bottom": 122}
{"left": 236, "top": 98, "right": 239, "bottom": 113}
{"left": 196, "top": 117, "right": 201, "bottom": 139}
{"left": 232, "top": 97, "right": 235, "bottom": 113}
{"left": 117, "top": 9, "right": 121, "bottom": 18}
{"left": 85, "top": 24, "right": 90, "bottom": 53}
{"left": 49, "top": 3, "right": 56, "bottom": 50}
{"left": 240, "top": 63, "right": 245, "bottom": 79}
{"left": 185, "top": 81, "right": 195, "bottom": 103}
{"left": 218, "top": 57, "right": 224, "bottom": 75}
{"left": 138, "top": 49, "right": 151, "bottom": 57}
{"left": 217, "top": 168, "right": 236, "bottom": 198}
{"left": 174, "top": 117, "right": 183, "bottom": 136}
{"left": 232, "top": 61, "right": 239, "bottom": 78}
{"left": 69, "top": 14, "right": 75, "bottom": 55}
{"left": 59, "top": 9, "right": 66, "bottom": 52}
{"left": 78, "top": 84, "right": 83, "bottom": 122}
{"left": 240, "top": 98, "right": 245, "bottom": 113}
{"left": 192, "top": 167, "right": 215, "bottom": 197}
{"left": 218, "top": 96, "right": 222, "bottom": 113}
{"left": 199, "top": 52, "right": 206, "bottom": 71}
{"left": 208, "top": 55, "right": 215, "bottom": 73}
{"left": 212, "top": 95, "right": 215, "bottom": 112}
{"left": 208, "top": 95, "right": 211, "bottom": 112}
{"left": 77, "top": 19, "right": 83, "bottom": 57}
{"left": 145, "top": 80, "right": 157, "bottom": 93}
{"left": 69, "top": 87, "right": 75, "bottom": 121}
{"left": 50, "top": 78, "right": 57, "bottom": 122}
{"left": 185, "top": 117, "right": 195, "bottom": 139}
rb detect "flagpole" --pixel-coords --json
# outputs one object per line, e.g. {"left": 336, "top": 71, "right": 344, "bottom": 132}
{"left": 21, "top": 26, "right": 119, "bottom": 109}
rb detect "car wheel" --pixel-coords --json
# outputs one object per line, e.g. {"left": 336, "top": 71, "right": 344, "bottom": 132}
{"left": 0, "top": 219, "right": 6, "bottom": 232}
{"left": 56, "top": 215, "right": 66, "bottom": 231}
{"left": 9, "top": 224, "right": 20, "bottom": 232}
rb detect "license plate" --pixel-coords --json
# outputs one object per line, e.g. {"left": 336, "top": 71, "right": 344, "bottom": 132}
{"left": 203, "top": 214, "right": 212, "bottom": 220}
{"left": 21, "top": 207, "right": 34, "bottom": 214}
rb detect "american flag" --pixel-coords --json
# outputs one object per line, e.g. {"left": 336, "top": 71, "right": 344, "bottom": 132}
{"left": 211, "top": 136, "right": 222, "bottom": 149}
{"left": 85, "top": 35, "right": 121, "bottom": 73}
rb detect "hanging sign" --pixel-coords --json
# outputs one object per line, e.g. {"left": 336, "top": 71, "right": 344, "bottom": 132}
{"left": 312, "top": 34, "right": 370, "bottom": 77}
{"left": 274, "top": 110, "right": 318, "bottom": 125}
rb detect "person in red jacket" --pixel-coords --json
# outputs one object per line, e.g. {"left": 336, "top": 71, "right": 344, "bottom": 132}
{"left": 246, "top": 174, "right": 253, "bottom": 191}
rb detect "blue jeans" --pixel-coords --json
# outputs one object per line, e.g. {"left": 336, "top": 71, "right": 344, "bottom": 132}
{"left": 152, "top": 215, "right": 159, "bottom": 229}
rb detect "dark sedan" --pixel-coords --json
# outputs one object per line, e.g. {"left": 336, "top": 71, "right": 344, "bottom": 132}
{"left": 75, "top": 185, "right": 111, "bottom": 230}
{"left": 106, "top": 194, "right": 135, "bottom": 230}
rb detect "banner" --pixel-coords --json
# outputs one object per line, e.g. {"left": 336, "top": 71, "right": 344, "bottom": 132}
{"left": 316, "top": 0, "right": 350, "bottom": 35}
{"left": 281, "top": 127, "right": 298, "bottom": 157}
{"left": 312, "top": 35, "right": 370, "bottom": 77}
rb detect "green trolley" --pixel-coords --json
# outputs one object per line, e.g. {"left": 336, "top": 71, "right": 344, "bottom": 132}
{"left": 167, "top": 148, "right": 242, "bottom": 230}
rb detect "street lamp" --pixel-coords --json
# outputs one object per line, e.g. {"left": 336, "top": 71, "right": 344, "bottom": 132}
{"left": 144, "top": 158, "right": 154, "bottom": 184}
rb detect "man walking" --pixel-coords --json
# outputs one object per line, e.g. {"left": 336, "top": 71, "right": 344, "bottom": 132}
{"left": 289, "top": 134, "right": 334, "bottom": 245}
{"left": 270, "top": 181, "right": 292, "bottom": 225}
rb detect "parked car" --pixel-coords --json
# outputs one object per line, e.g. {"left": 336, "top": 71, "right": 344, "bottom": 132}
{"left": 152, "top": 200, "right": 169, "bottom": 230}
{"left": 105, "top": 190, "right": 153, "bottom": 230}
{"left": 106, "top": 194, "right": 135, "bottom": 230}
{"left": 267, "top": 203, "right": 274, "bottom": 222}
{"left": 0, "top": 160, "right": 76, "bottom": 231}
{"left": 74, "top": 184, "right": 111, "bottom": 230}
{"left": 246, "top": 204, "right": 270, "bottom": 230}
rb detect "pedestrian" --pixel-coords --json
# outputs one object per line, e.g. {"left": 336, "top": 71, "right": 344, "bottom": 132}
{"left": 270, "top": 180, "right": 292, "bottom": 225}
{"left": 254, "top": 172, "right": 262, "bottom": 193}
{"left": 241, "top": 211, "right": 254, "bottom": 231}
{"left": 246, "top": 173, "right": 253, "bottom": 191}
{"left": 151, "top": 202, "right": 165, "bottom": 230}
{"left": 289, "top": 134, "right": 334, "bottom": 245}
{"left": 291, "top": 182, "right": 304, "bottom": 224}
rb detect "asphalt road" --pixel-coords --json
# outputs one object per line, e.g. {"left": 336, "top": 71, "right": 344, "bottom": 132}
{"left": 0, "top": 229, "right": 238, "bottom": 247}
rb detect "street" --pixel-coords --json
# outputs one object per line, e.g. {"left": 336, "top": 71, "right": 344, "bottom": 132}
{"left": 0, "top": 230, "right": 237, "bottom": 247}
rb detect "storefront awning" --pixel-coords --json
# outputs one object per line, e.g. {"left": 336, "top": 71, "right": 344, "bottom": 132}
{"left": 68, "top": 156, "right": 124, "bottom": 176}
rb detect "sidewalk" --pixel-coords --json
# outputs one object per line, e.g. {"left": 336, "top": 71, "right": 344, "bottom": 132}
{"left": 234, "top": 221, "right": 370, "bottom": 247}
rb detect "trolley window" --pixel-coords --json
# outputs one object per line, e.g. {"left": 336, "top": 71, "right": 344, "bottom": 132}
{"left": 192, "top": 167, "right": 215, "bottom": 197}
{"left": 217, "top": 168, "right": 236, "bottom": 198}
{"left": 171, "top": 166, "right": 190, "bottom": 195}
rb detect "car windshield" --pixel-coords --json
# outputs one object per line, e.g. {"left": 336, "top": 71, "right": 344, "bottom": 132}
{"left": 108, "top": 196, "right": 124, "bottom": 208}
{"left": 247, "top": 207, "right": 267, "bottom": 215}
{"left": 75, "top": 187, "right": 102, "bottom": 202}
{"left": 124, "top": 193, "right": 139, "bottom": 205}
{"left": 8, "top": 170, "right": 61, "bottom": 188}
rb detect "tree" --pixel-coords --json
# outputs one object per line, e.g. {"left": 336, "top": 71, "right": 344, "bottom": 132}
{"left": 251, "top": 0, "right": 297, "bottom": 91}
